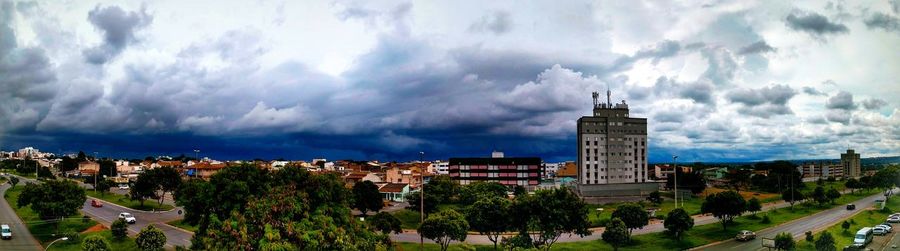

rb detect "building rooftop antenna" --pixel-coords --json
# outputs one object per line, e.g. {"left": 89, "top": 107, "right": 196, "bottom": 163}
{"left": 606, "top": 84, "right": 611, "bottom": 108}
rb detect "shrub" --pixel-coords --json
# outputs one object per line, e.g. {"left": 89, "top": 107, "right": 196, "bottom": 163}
{"left": 82, "top": 215, "right": 91, "bottom": 223}
{"left": 805, "top": 231, "right": 814, "bottom": 242}
{"left": 761, "top": 215, "right": 771, "bottom": 224}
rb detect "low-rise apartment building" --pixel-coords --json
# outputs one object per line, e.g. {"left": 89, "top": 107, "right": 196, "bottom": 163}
{"left": 448, "top": 156, "right": 542, "bottom": 187}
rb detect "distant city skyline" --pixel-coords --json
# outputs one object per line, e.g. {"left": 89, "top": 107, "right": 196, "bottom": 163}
{"left": 1, "top": 1, "right": 898, "bottom": 163}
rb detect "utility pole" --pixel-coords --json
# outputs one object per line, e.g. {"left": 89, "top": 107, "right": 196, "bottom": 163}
{"left": 673, "top": 155, "right": 678, "bottom": 208}
{"left": 94, "top": 152, "right": 99, "bottom": 191}
{"left": 419, "top": 151, "right": 425, "bottom": 251}
{"left": 194, "top": 149, "right": 200, "bottom": 179}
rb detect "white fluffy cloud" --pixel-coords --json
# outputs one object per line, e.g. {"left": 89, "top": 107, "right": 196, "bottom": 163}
{"left": 0, "top": 0, "right": 897, "bottom": 161}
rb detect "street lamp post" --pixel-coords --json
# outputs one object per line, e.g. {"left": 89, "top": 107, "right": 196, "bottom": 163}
{"left": 419, "top": 151, "right": 425, "bottom": 251}
{"left": 46, "top": 236, "right": 69, "bottom": 250}
{"left": 193, "top": 149, "right": 200, "bottom": 178}
{"left": 673, "top": 155, "right": 679, "bottom": 208}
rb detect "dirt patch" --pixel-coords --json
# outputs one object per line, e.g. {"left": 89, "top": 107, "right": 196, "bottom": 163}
{"left": 82, "top": 223, "right": 107, "bottom": 234}
{"left": 702, "top": 187, "right": 779, "bottom": 201}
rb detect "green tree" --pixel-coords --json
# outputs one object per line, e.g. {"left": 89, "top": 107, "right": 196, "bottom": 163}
{"left": 352, "top": 180, "right": 383, "bottom": 215}
{"left": 747, "top": 197, "right": 762, "bottom": 216}
{"left": 466, "top": 197, "right": 510, "bottom": 249}
{"left": 427, "top": 175, "right": 460, "bottom": 204}
{"left": 646, "top": 191, "right": 662, "bottom": 204}
{"left": 418, "top": 209, "right": 469, "bottom": 251}
{"left": 826, "top": 188, "right": 841, "bottom": 204}
{"left": 129, "top": 174, "right": 157, "bottom": 207}
{"left": 98, "top": 160, "right": 117, "bottom": 178}
{"left": 95, "top": 179, "right": 115, "bottom": 195}
{"left": 513, "top": 185, "right": 527, "bottom": 197}
{"left": 725, "top": 169, "right": 752, "bottom": 192}
{"left": 845, "top": 178, "right": 859, "bottom": 194}
{"left": 111, "top": 219, "right": 128, "bottom": 240}
{"left": 135, "top": 225, "right": 166, "bottom": 251}
{"left": 701, "top": 190, "right": 747, "bottom": 230}
{"left": 144, "top": 166, "right": 182, "bottom": 206}
{"left": 611, "top": 203, "right": 649, "bottom": 235}
{"left": 859, "top": 176, "right": 873, "bottom": 191}
{"left": 17, "top": 180, "right": 86, "bottom": 232}
{"left": 405, "top": 190, "right": 439, "bottom": 215}
{"left": 509, "top": 188, "right": 590, "bottom": 251}
{"left": 174, "top": 179, "right": 211, "bottom": 225}
{"left": 841, "top": 221, "right": 850, "bottom": 232}
{"left": 872, "top": 167, "right": 899, "bottom": 191}
{"left": 815, "top": 231, "right": 836, "bottom": 251}
{"left": 458, "top": 181, "right": 508, "bottom": 205}
{"left": 9, "top": 176, "right": 18, "bottom": 187}
{"left": 368, "top": 212, "right": 402, "bottom": 234}
{"left": 601, "top": 218, "right": 630, "bottom": 251}
{"left": 812, "top": 186, "right": 829, "bottom": 205}
{"left": 663, "top": 208, "right": 693, "bottom": 240}
{"left": 191, "top": 170, "right": 388, "bottom": 250}
{"left": 81, "top": 234, "right": 112, "bottom": 251}
{"left": 37, "top": 166, "right": 55, "bottom": 179}
{"left": 666, "top": 169, "right": 707, "bottom": 194}
{"left": 774, "top": 232, "right": 795, "bottom": 250}
{"left": 782, "top": 187, "right": 805, "bottom": 209}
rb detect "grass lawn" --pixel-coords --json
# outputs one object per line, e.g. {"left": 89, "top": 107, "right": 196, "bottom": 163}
{"left": 396, "top": 190, "right": 880, "bottom": 250}
{"left": 794, "top": 196, "right": 899, "bottom": 250}
{"left": 85, "top": 190, "right": 174, "bottom": 211}
{"left": 3, "top": 185, "right": 97, "bottom": 246}
{"left": 800, "top": 180, "right": 848, "bottom": 194}
{"left": 47, "top": 230, "right": 139, "bottom": 251}
{"left": 393, "top": 209, "right": 424, "bottom": 229}
{"left": 166, "top": 219, "right": 199, "bottom": 232}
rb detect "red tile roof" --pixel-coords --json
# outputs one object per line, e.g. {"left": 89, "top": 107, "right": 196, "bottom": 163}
{"left": 379, "top": 183, "right": 408, "bottom": 193}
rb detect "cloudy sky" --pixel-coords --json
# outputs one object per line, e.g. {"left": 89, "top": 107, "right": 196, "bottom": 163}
{"left": 1, "top": 0, "right": 898, "bottom": 163}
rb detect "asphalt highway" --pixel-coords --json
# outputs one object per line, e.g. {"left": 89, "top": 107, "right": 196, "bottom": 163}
{"left": 699, "top": 188, "right": 897, "bottom": 251}
{"left": 0, "top": 183, "right": 41, "bottom": 251}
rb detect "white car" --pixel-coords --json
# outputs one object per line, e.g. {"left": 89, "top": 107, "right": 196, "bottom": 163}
{"left": 877, "top": 224, "right": 893, "bottom": 233}
{"left": 890, "top": 213, "right": 900, "bottom": 218}
{"left": 1, "top": 224, "right": 11, "bottom": 239}
{"left": 118, "top": 184, "right": 129, "bottom": 190}
{"left": 874, "top": 226, "right": 889, "bottom": 235}
{"left": 887, "top": 217, "right": 900, "bottom": 223}
{"left": 118, "top": 213, "right": 136, "bottom": 224}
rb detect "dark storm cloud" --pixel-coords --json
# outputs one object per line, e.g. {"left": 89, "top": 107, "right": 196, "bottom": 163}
{"left": 468, "top": 11, "right": 512, "bottom": 34}
{"left": 862, "top": 98, "right": 888, "bottom": 110}
{"left": 82, "top": 4, "right": 152, "bottom": 64}
{"left": 738, "top": 40, "right": 776, "bottom": 54}
{"left": 802, "top": 86, "right": 827, "bottom": 96}
{"left": 678, "top": 82, "right": 715, "bottom": 105}
{"left": 825, "top": 91, "right": 856, "bottom": 110}
{"left": 785, "top": 11, "right": 848, "bottom": 36}
{"left": 726, "top": 85, "right": 797, "bottom": 118}
{"left": 0, "top": 1, "right": 57, "bottom": 131}
{"left": 864, "top": 12, "right": 900, "bottom": 33}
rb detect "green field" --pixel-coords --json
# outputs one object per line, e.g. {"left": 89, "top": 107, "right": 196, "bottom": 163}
{"left": 794, "top": 197, "right": 899, "bottom": 250}
{"left": 166, "top": 219, "right": 199, "bottom": 232}
{"left": 86, "top": 190, "right": 174, "bottom": 211}
{"left": 3, "top": 185, "right": 97, "bottom": 246}
{"left": 47, "top": 230, "right": 139, "bottom": 251}
{"left": 396, "top": 190, "right": 880, "bottom": 250}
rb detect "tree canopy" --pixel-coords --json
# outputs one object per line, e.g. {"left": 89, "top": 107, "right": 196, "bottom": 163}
{"left": 509, "top": 188, "right": 590, "bottom": 251}
{"left": 466, "top": 196, "right": 511, "bottom": 249}
{"left": 17, "top": 180, "right": 86, "bottom": 226}
{"left": 457, "top": 181, "right": 508, "bottom": 205}
{"left": 418, "top": 209, "right": 469, "bottom": 251}
{"left": 352, "top": 180, "right": 383, "bottom": 215}
{"left": 602, "top": 218, "right": 630, "bottom": 251}
{"left": 368, "top": 212, "right": 402, "bottom": 234}
{"left": 135, "top": 225, "right": 166, "bottom": 251}
{"left": 82, "top": 235, "right": 112, "bottom": 251}
{"left": 611, "top": 203, "right": 649, "bottom": 234}
{"left": 663, "top": 208, "right": 694, "bottom": 240}
{"left": 701, "top": 190, "right": 746, "bottom": 230}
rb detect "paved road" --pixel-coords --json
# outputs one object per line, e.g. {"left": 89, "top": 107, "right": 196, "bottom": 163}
{"left": 81, "top": 197, "right": 192, "bottom": 248}
{"left": 11, "top": 175, "right": 192, "bottom": 249}
{"left": 391, "top": 190, "right": 852, "bottom": 244}
{"left": 699, "top": 188, "right": 897, "bottom": 251}
{"left": 0, "top": 183, "right": 41, "bottom": 251}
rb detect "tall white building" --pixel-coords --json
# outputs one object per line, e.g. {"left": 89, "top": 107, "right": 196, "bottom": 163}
{"left": 576, "top": 91, "right": 656, "bottom": 200}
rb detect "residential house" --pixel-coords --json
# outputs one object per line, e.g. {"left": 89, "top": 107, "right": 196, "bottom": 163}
{"left": 385, "top": 167, "right": 422, "bottom": 188}
{"left": 186, "top": 162, "right": 227, "bottom": 179}
{"left": 378, "top": 183, "right": 410, "bottom": 202}
{"left": 556, "top": 162, "right": 577, "bottom": 178}
{"left": 343, "top": 172, "right": 383, "bottom": 185}
{"left": 78, "top": 161, "right": 100, "bottom": 176}
{"left": 653, "top": 165, "right": 694, "bottom": 180}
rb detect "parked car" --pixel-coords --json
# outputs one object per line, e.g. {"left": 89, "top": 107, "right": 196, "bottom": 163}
{"left": 874, "top": 226, "right": 889, "bottom": 235}
{"left": 846, "top": 204, "right": 856, "bottom": 210}
{"left": 854, "top": 227, "right": 874, "bottom": 247}
{"left": 889, "top": 213, "right": 900, "bottom": 218}
{"left": 118, "top": 184, "right": 129, "bottom": 190}
{"left": 90, "top": 199, "right": 102, "bottom": 208}
{"left": 877, "top": 223, "right": 893, "bottom": 232}
{"left": 118, "top": 213, "right": 136, "bottom": 224}
{"left": 1, "top": 224, "right": 11, "bottom": 239}
{"left": 887, "top": 217, "right": 900, "bottom": 223}
{"left": 736, "top": 230, "right": 756, "bottom": 241}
